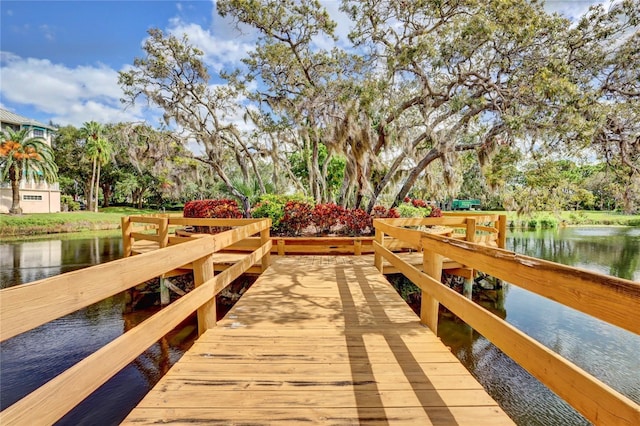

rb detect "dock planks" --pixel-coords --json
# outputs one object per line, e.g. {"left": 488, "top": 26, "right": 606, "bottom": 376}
{"left": 123, "top": 256, "right": 513, "bottom": 425}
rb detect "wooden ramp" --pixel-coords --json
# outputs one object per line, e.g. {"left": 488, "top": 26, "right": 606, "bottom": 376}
{"left": 123, "top": 256, "right": 513, "bottom": 425}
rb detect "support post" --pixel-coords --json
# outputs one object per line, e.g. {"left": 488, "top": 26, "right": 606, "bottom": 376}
{"left": 159, "top": 276, "right": 170, "bottom": 305}
{"left": 260, "top": 225, "right": 271, "bottom": 272}
{"left": 422, "top": 247, "right": 443, "bottom": 334}
{"left": 354, "top": 238, "right": 362, "bottom": 256}
{"left": 158, "top": 217, "right": 171, "bottom": 305}
{"left": 463, "top": 277, "right": 473, "bottom": 299}
{"left": 465, "top": 217, "right": 477, "bottom": 243}
{"left": 158, "top": 217, "right": 169, "bottom": 248}
{"left": 374, "top": 227, "right": 384, "bottom": 273}
{"left": 277, "top": 239, "right": 285, "bottom": 256}
{"left": 121, "top": 216, "right": 132, "bottom": 257}
{"left": 193, "top": 253, "right": 216, "bottom": 336}
{"left": 497, "top": 214, "right": 507, "bottom": 249}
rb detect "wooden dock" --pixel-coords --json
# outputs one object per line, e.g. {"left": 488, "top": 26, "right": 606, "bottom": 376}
{"left": 5, "top": 216, "right": 635, "bottom": 425}
{"left": 123, "top": 256, "right": 513, "bottom": 425}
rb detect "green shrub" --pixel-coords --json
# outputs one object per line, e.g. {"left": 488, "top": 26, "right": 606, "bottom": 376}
{"left": 538, "top": 216, "right": 558, "bottom": 229}
{"left": 397, "top": 203, "right": 430, "bottom": 218}
{"left": 61, "top": 195, "right": 80, "bottom": 211}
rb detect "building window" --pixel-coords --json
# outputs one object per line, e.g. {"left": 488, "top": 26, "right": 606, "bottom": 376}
{"left": 23, "top": 195, "right": 43, "bottom": 201}
{"left": 33, "top": 129, "right": 44, "bottom": 137}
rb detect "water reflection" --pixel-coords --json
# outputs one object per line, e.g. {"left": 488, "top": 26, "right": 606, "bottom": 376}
{"left": 508, "top": 226, "right": 640, "bottom": 281}
{"left": 0, "top": 237, "right": 124, "bottom": 288}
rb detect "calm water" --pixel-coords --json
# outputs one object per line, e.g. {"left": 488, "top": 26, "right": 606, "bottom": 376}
{"left": 0, "top": 227, "right": 638, "bottom": 425}
{"left": 438, "top": 226, "right": 640, "bottom": 425}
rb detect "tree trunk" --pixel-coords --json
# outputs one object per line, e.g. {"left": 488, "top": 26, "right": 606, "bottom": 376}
{"left": 366, "top": 132, "right": 430, "bottom": 212}
{"left": 101, "top": 183, "right": 112, "bottom": 208}
{"left": 94, "top": 163, "right": 101, "bottom": 212}
{"left": 391, "top": 149, "right": 441, "bottom": 208}
{"left": 88, "top": 158, "right": 97, "bottom": 212}
{"left": 8, "top": 164, "right": 22, "bottom": 215}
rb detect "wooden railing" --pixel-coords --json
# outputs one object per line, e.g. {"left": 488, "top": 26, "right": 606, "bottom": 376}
{"left": 0, "top": 218, "right": 272, "bottom": 425}
{"left": 372, "top": 218, "right": 640, "bottom": 426}
{"left": 121, "top": 213, "right": 506, "bottom": 258}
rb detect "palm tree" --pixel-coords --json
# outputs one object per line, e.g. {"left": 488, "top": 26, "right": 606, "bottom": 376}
{"left": 80, "top": 121, "right": 111, "bottom": 211}
{"left": 0, "top": 128, "right": 58, "bottom": 214}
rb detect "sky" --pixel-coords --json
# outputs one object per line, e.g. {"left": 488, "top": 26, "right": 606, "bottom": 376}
{"left": 0, "top": 0, "right": 608, "bottom": 129}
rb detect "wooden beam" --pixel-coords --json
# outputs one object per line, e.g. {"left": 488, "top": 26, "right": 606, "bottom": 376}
{"left": 422, "top": 248, "right": 443, "bottom": 333}
{"left": 423, "top": 235, "right": 640, "bottom": 335}
{"left": 0, "top": 236, "right": 216, "bottom": 342}
{"left": 0, "top": 220, "right": 271, "bottom": 342}
{"left": 193, "top": 253, "right": 216, "bottom": 335}
{"left": 121, "top": 216, "right": 132, "bottom": 257}
{"left": 497, "top": 215, "right": 507, "bottom": 249}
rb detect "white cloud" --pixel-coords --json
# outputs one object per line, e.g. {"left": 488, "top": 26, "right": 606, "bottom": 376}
{"left": 167, "top": 17, "right": 253, "bottom": 73}
{"left": 0, "top": 51, "right": 149, "bottom": 126}
{"left": 544, "top": 0, "right": 605, "bottom": 21}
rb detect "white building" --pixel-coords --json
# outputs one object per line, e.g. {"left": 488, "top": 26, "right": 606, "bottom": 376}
{"left": 0, "top": 108, "right": 61, "bottom": 213}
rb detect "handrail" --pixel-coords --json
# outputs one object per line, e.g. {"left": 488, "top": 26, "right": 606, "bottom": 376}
{"left": 123, "top": 215, "right": 505, "bottom": 259}
{"left": 372, "top": 218, "right": 640, "bottom": 426}
{"left": 0, "top": 218, "right": 271, "bottom": 425}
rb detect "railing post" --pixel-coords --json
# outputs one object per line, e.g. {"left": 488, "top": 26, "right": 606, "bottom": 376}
{"left": 158, "top": 217, "right": 169, "bottom": 248}
{"left": 260, "top": 220, "right": 271, "bottom": 272}
{"left": 374, "top": 226, "right": 384, "bottom": 273}
{"left": 158, "top": 217, "right": 171, "bottom": 305}
{"left": 354, "top": 238, "right": 362, "bottom": 256}
{"left": 422, "top": 246, "right": 443, "bottom": 334}
{"left": 465, "top": 217, "right": 477, "bottom": 243}
{"left": 193, "top": 253, "right": 216, "bottom": 336}
{"left": 498, "top": 214, "right": 507, "bottom": 249}
{"left": 121, "top": 216, "right": 132, "bottom": 257}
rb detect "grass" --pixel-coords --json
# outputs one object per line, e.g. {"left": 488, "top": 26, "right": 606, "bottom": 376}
{"left": 477, "top": 210, "right": 640, "bottom": 228}
{"left": 0, "top": 207, "right": 160, "bottom": 238}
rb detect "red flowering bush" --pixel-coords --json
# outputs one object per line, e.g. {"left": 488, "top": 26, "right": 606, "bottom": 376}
{"left": 281, "top": 200, "right": 314, "bottom": 236}
{"left": 370, "top": 205, "right": 400, "bottom": 219}
{"left": 340, "top": 208, "right": 373, "bottom": 236}
{"left": 312, "top": 203, "right": 346, "bottom": 235}
{"left": 183, "top": 199, "right": 243, "bottom": 234}
{"left": 411, "top": 198, "right": 428, "bottom": 208}
{"left": 429, "top": 207, "right": 443, "bottom": 217}
{"left": 184, "top": 199, "right": 244, "bottom": 218}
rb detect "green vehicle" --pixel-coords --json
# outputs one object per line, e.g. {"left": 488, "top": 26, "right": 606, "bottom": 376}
{"left": 452, "top": 199, "right": 481, "bottom": 210}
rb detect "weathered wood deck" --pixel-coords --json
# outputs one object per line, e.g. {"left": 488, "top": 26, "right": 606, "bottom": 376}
{"left": 123, "top": 256, "right": 513, "bottom": 425}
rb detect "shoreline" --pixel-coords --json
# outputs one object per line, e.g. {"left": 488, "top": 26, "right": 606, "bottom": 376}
{"left": 1, "top": 210, "right": 638, "bottom": 240}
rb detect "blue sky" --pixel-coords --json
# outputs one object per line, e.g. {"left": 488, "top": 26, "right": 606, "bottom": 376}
{"left": 1, "top": 0, "right": 606, "bottom": 128}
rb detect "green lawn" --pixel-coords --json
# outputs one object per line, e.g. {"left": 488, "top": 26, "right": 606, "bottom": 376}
{"left": 480, "top": 210, "right": 640, "bottom": 227}
{"left": 0, "top": 207, "right": 160, "bottom": 238}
